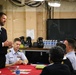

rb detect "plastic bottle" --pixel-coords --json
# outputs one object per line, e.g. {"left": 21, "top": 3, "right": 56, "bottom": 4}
{"left": 51, "top": 40, "right": 53, "bottom": 47}
{"left": 15, "top": 66, "right": 20, "bottom": 75}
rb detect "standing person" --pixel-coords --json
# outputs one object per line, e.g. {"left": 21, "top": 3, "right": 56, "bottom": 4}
{"left": 40, "top": 46, "right": 71, "bottom": 75}
{"left": 6, "top": 38, "right": 28, "bottom": 67}
{"left": 0, "top": 12, "right": 12, "bottom": 68}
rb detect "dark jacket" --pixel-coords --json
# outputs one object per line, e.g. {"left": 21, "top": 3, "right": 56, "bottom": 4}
{"left": 0, "top": 27, "right": 8, "bottom": 68}
{"left": 63, "top": 57, "right": 73, "bottom": 73}
{"left": 0, "top": 27, "right": 8, "bottom": 55}
{"left": 63, "top": 57, "right": 76, "bottom": 75}
{"left": 40, "top": 63, "right": 71, "bottom": 75}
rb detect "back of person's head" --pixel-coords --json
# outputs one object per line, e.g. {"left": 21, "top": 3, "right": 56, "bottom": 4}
{"left": 49, "top": 46, "right": 64, "bottom": 63}
{"left": 65, "top": 38, "right": 76, "bottom": 49}
{"left": 13, "top": 38, "right": 21, "bottom": 43}
{"left": 56, "top": 42, "right": 66, "bottom": 54}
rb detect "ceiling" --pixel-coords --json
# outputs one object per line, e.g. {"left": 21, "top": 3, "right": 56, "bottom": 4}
{"left": 31, "top": 0, "right": 76, "bottom": 1}
{"left": 47, "top": 0, "right": 76, "bottom": 2}
{"left": 65, "top": 0, "right": 76, "bottom": 1}
{"left": 52, "top": 0, "right": 75, "bottom": 1}
{"left": 9, "top": 0, "right": 76, "bottom": 7}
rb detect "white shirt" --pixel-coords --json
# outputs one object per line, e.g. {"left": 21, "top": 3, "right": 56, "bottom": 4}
{"left": 66, "top": 51, "right": 76, "bottom": 70}
{"left": 6, "top": 48, "right": 28, "bottom": 64}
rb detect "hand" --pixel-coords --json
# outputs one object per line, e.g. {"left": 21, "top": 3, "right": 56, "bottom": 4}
{"left": 15, "top": 60, "right": 23, "bottom": 65}
{"left": 8, "top": 41, "right": 12, "bottom": 48}
{"left": 4, "top": 41, "right": 12, "bottom": 47}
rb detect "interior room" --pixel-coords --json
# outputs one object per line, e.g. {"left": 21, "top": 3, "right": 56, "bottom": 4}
{"left": 0, "top": 0, "right": 76, "bottom": 42}
{"left": 0, "top": 0, "right": 76, "bottom": 75}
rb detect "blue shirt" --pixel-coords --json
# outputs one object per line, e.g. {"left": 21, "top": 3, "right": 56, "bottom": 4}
{"left": 6, "top": 48, "right": 28, "bottom": 64}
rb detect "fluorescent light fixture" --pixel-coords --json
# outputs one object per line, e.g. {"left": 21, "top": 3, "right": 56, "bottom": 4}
{"left": 48, "top": 1, "right": 61, "bottom": 7}
{"left": 33, "top": 0, "right": 44, "bottom": 1}
{"left": 21, "top": 0, "right": 25, "bottom": 4}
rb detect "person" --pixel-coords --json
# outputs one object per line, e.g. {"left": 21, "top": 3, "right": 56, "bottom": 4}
{"left": 0, "top": 12, "right": 12, "bottom": 68}
{"left": 5, "top": 38, "right": 28, "bottom": 67}
{"left": 56, "top": 42, "right": 74, "bottom": 74}
{"left": 64, "top": 38, "right": 76, "bottom": 70}
{"left": 40, "top": 46, "right": 71, "bottom": 75}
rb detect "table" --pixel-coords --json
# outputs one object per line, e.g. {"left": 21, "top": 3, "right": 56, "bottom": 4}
{"left": 20, "top": 47, "right": 50, "bottom": 64}
{"left": 20, "top": 47, "right": 50, "bottom": 52}
{"left": 0, "top": 64, "right": 42, "bottom": 75}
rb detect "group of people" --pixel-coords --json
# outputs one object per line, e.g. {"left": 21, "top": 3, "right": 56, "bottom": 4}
{"left": 40, "top": 38, "right": 76, "bottom": 75}
{"left": 0, "top": 12, "right": 76, "bottom": 75}
{"left": 0, "top": 12, "right": 28, "bottom": 68}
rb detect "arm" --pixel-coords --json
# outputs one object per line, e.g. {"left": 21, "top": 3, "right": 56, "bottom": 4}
{"left": 5, "top": 52, "right": 17, "bottom": 67}
{"left": 5, "top": 54, "right": 15, "bottom": 67}
{"left": 0, "top": 42, "right": 2, "bottom": 48}
{"left": 6, "top": 59, "right": 28, "bottom": 66}
{"left": 20, "top": 52, "right": 28, "bottom": 64}
{"left": 2, "top": 28, "right": 12, "bottom": 48}
{"left": 13, "top": 59, "right": 28, "bottom": 65}
{"left": 5, "top": 63, "right": 15, "bottom": 67}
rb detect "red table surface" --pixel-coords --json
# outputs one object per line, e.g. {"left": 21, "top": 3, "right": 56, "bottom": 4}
{"left": 0, "top": 64, "right": 42, "bottom": 75}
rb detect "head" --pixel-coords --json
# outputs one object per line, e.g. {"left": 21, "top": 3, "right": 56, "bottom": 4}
{"left": 49, "top": 46, "right": 64, "bottom": 63}
{"left": 72, "top": 38, "right": 76, "bottom": 52}
{"left": 64, "top": 38, "right": 76, "bottom": 53}
{"left": 56, "top": 42, "right": 66, "bottom": 54}
{"left": 13, "top": 38, "right": 21, "bottom": 51}
{"left": 0, "top": 12, "right": 7, "bottom": 26}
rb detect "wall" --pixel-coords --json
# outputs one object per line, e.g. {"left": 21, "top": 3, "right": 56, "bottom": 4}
{"left": 0, "top": 0, "right": 76, "bottom": 42}
{"left": 54, "top": 2, "right": 76, "bottom": 18}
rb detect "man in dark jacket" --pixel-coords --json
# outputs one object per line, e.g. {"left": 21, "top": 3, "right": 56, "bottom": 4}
{"left": 40, "top": 46, "right": 71, "bottom": 75}
{"left": 0, "top": 12, "right": 12, "bottom": 68}
{"left": 56, "top": 42, "right": 74, "bottom": 74}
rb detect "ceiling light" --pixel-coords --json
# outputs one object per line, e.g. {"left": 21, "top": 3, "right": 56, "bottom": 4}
{"left": 21, "top": 0, "right": 25, "bottom": 4}
{"left": 32, "top": 0, "right": 44, "bottom": 1}
{"left": 48, "top": 1, "right": 61, "bottom": 7}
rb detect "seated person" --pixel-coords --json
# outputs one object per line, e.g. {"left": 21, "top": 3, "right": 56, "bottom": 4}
{"left": 40, "top": 46, "right": 71, "bottom": 75}
{"left": 56, "top": 42, "right": 73, "bottom": 74}
{"left": 5, "top": 38, "right": 28, "bottom": 67}
{"left": 64, "top": 38, "right": 76, "bottom": 75}
{"left": 64, "top": 39, "right": 76, "bottom": 70}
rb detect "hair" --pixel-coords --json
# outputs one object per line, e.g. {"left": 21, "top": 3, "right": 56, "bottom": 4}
{"left": 0, "top": 12, "right": 6, "bottom": 18}
{"left": 13, "top": 38, "right": 21, "bottom": 43}
{"left": 72, "top": 38, "right": 76, "bottom": 50}
{"left": 49, "top": 46, "right": 64, "bottom": 63}
{"left": 56, "top": 42, "right": 66, "bottom": 54}
{"left": 65, "top": 38, "right": 76, "bottom": 49}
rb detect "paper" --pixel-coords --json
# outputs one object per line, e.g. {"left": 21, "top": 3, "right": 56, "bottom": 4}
{"left": 26, "top": 29, "right": 34, "bottom": 39}
{"left": 36, "top": 64, "right": 46, "bottom": 69}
